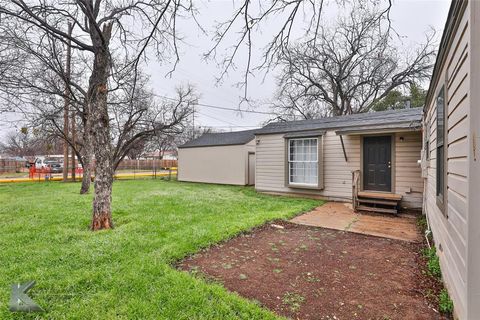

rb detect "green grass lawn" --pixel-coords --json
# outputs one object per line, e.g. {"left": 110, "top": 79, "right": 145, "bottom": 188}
{"left": 0, "top": 180, "right": 321, "bottom": 319}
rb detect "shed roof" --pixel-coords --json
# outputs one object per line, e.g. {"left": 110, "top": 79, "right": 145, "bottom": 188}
{"left": 254, "top": 108, "right": 423, "bottom": 135}
{"left": 179, "top": 129, "right": 256, "bottom": 148}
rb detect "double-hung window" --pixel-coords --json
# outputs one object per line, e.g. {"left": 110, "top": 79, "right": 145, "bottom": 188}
{"left": 288, "top": 138, "right": 318, "bottom": 186}
{"left": 436, "top": 86, "right": 446, "bottom": 210}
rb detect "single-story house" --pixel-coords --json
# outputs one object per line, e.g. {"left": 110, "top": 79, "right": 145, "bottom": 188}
{"left": 178, "top": 130, "right": 256, "bottom": 185}
{"left": 421, "top": 0, "right": 480, "bottom": 318}
{"left": 178, "top": 1, "right": 479, "bottom": 316}
{"left": 254, "top": 107, "right": 424, "bottom": 212}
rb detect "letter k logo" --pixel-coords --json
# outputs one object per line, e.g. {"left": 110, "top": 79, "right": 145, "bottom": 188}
{"left": 9, "top": 281, "right": 43, "bottom": 312}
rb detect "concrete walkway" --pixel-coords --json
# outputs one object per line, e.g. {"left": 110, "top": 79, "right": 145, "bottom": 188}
{"left": 291, "top": 202, "right": 421, "bottom": 242}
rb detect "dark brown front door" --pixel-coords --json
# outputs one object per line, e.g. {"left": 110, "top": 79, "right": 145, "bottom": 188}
{"left": 363, "top": 136, "right": 392, "bottom": 192}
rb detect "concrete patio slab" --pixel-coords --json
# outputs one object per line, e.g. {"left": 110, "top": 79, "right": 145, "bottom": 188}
{"left": 291, "top": 202, "right": 421, "bottom": 242}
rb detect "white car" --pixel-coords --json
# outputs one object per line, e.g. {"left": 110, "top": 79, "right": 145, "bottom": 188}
{"left": 34, "top": 157, "right": 47, "bottom": 169}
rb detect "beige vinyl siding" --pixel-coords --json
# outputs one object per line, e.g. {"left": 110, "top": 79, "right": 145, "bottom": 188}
{"left": 256, "top": 130, "right": 422, "bottom": 207}
{"left": 178, "top": 141, "right": 253, "bottom": 185}
{"left": 394, "top": 132, "right": 423, "bottom": 208}
{"left": 423, "top": 3, "right": 470, "bottom": 318}
{"left": 467, "top": 2, "right": 480, "bottom": 318}
{"left": 256, "top": 131, "right": 360, "bottom": 201}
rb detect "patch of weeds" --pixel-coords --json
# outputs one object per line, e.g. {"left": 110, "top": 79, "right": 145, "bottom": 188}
{"left": 422, "top": 245, "right": 454, "bottom": 317}
{"left": 417, "top": 215, "right": 428, "bottom": 231}
{"left": 299, "top": 244, "right": 308, "bottom": 251}
{"left": 238, "top": 273, "right": 248, "bottom": 280}
{"left": 273, "top": 268, "right": 282, "bottom": 274}
{"left": 282, "top": 292, "right": 305, "bottom": 313}
{"left": 417, "top": 215, "right": 433, "bottom": 243}
{"left": 439, "top": 288, "right": 454, "bottom": 314}
{"left": 423, "top": 247, "right": 441, "bottom": 278}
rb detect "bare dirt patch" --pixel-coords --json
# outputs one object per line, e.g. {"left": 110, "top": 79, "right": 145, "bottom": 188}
{"left": 178, "top": 222, "right": 449, "bottom": 320}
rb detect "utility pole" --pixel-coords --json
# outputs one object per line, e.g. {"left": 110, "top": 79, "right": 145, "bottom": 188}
{"left": 62, "top": 22, "right": 73, "bottom": 182}
{"left": 71, "top": 108, "right": 76, "bottom": 181}
{"left": 192, "top": 104, "right": 195, "bottom": 139}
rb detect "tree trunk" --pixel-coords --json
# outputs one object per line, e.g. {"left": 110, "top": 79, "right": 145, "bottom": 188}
{"left": 89, "top": 23, "right": 114, "bottom": 231}
{"left": 79, "top": 109, "right": 93, "bottom": 194}
{"left": 80, "top": 141, "right": 92, "bottom": 194}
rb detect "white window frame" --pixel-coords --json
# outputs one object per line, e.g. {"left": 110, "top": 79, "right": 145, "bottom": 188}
{"left": 287, "top": 137, "right": 319, "bottom": 187}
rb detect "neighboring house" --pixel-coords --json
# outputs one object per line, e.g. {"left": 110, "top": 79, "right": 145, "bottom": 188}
{"left": 178, "top": 130, "right": 256, "bottom": 185}
{"left": 422, "top": 0, "right": 480, "bottom": 319}
{"left": 254, "top": 108, "right": 424, "bottom": 211}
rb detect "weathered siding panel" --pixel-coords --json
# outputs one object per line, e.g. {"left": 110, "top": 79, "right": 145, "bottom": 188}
{"left": 394, "top": 132, "right": 423, "bottom": 208}
{"left": 423, "top": 3, "right": 470, "bottom": 318}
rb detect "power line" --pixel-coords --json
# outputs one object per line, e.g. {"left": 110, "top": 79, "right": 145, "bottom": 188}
{"left": 196, "top": 111, "right": 237, "bottom": 126}
{"left": 153, "top": 93, "right": 277, "bottom": 115}
{"left": 199, "top": 125, "right": 260, "bottom": 129}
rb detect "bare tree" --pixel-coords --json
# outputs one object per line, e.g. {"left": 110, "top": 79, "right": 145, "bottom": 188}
{"left": 0, "top": 128, "right": 38, "bottom": 157}
{"left": 208, "top": 0, "right": 396, "bottom": 101}
{"left": 270, "top": 5, "right": 436, "bottom": 119}
{"left": 0, "top": 127, "right": 63, "bottom": 157}
{"left": 0, "top": 1, "right": 195, "bottom": 230}
{"left": 109, "top": 84, "right": 197, "bottom": 171}
{"left": 0, "top": 13, "right": 96, "bottom": 193}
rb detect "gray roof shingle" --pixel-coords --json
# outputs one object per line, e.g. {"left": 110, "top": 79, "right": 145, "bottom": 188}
{"left": 179, "top": 129, "right": 256, "bottom": 148}
{"left": 254, "top": 108, "right": 423, "bottom": 135}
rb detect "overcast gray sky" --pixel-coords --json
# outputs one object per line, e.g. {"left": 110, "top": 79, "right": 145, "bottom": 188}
{"left": 0, "top": 0, "right": 451, "bottom": 139}
{"left": 149, "top": 0, "right": 451, "bottom": 132}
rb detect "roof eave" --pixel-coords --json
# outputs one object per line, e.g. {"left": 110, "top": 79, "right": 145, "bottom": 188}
{"left": 335, "top": 123, "right": 422, "bottom": 135}
{"left": 178, "top": 140, "right": 254, "bottom": 149}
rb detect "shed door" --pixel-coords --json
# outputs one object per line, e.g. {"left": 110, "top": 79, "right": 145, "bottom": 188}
{"left": 363, "top": 136, "right": 392, "bottom": 192}
{"left": 248, "top": 153, "right": 255, "bottom": 185}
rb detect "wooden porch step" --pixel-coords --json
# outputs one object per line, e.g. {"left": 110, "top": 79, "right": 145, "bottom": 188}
{"left": 357, "top": 192, "right": 402, "bottom": 201}
{"left": 357, "top": 198, "right": 399, "bottom": 206}
{"left": 356, "top": 205, "right": 398, "bottom": 214}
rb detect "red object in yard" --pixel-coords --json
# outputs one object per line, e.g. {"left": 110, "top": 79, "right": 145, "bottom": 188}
{"left": 29, "top": 165, "right": 52, "bottom": 180}
{"left": 29, "top": 164, "right": 36, "bottom": 178}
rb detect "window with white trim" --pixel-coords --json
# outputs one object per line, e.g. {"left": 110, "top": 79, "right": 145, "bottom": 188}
{"left": 288, "top": 138, "right": 318, "bottom": 186}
